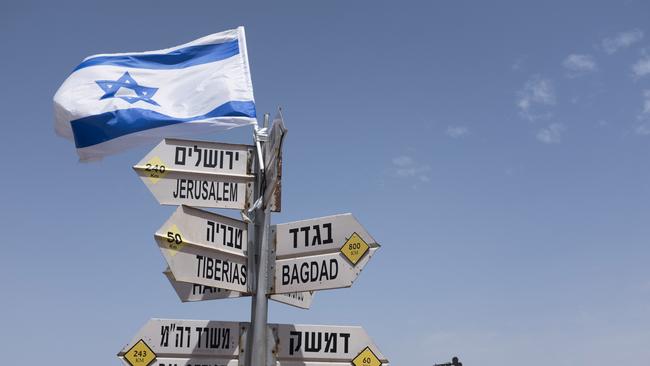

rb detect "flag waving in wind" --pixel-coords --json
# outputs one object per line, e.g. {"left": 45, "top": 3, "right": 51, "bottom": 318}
{"left": 54, "top": 27, "right": 256, "bottom": 161}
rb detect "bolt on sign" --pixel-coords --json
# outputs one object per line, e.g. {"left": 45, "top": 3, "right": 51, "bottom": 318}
{"left": 134, "top": 139, "right": 255, "bottom": 210}
{"left": 270, "top": 213, "right": 380, "bottom": 294}
{"left": 155, "top": 205, "right": 249, "bottom": 292}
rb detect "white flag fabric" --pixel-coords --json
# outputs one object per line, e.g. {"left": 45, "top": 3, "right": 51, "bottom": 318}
{"left": 54, "top": 27, "right": 256, "bottom": 161}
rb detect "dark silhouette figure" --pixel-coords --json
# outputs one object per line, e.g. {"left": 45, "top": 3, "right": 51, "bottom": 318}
{"left": 434, "top": 356, "right": 462, "bottom": 366}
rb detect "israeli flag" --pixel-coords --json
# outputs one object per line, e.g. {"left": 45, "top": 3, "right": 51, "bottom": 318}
{"left": 54, "top": 27, "right": 256, "bottom": 161}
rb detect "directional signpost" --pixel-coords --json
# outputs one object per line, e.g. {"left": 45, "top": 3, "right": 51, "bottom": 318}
{"left": 269, "top": 291, "right": 314, "bottom": 310}
{"left": 164, "top": 270, "right": 248, "bottom": 302}
{"left": 271, "top": 213, "right": 380, "bottom": 294}
{"left": 165, "top": 270, "right": 314, "bottom": 309}
{"left": 274, "top": 324, "right": 388, "bottom": 366}
{"left": 263, "top": 112, "right": 286, "bottom": 212}
{"left": 117, "top": 319, "right": 241, "bottom": 366}
{"left": 124, "top": 112, "right": 389, "bottom": 366}
{"left": 135, "top": 139, "right": 255, "bottom": 210}
{"left": 155, "top": 205, "right": 249, "bottom": 292}
{"left": 118, "top": 319, "right": 386, "bottom": 366}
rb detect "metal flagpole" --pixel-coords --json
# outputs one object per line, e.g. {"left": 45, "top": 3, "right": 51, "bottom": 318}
{"left": 246, "top": 113, "right": 271, "bottom": 366}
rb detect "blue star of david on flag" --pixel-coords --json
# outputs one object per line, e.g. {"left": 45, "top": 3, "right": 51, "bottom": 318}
{"left": 95, "top": 72, "right": 160, "bottom": 106}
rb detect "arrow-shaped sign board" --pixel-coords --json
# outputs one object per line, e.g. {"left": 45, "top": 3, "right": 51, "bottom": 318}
{"left": 118, "top": 320, "right": 388, "bottom": 366}
{"left": 271, "top": 213, "right": 379, "bottom": 294}
{"left": 117, "top": 319, "right": 241, "bottom": 366}
{"left": 134, "top": 139, "right": 255, "bottom": 210}
{"left": 164, "top": 269, "right": 313, "bottom": 309}
{"left": 156, "top": 205, "right": 249, "bottom": 292}
{"left": 164, "top": 270, "right": 248, "bottom": 302}
{"left": 270, "top": 291, "right": 314, "bottom": 310}
{"left": 264, "top": 112, "right": 287, "bottom": 212}
{"left": 274, "top": 324, "right": 388, "bottom": 366}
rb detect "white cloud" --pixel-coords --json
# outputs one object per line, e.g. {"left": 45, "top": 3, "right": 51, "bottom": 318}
{"left": 536, "top": 123, "right": 566, "bottom": 144}
{"left": 512, "top": 55, "right": 526, "bottom": 71}
{"left": 392, "top": 155, "right": 414, "bottom": 167}
{"left": 445, "top": 125, "right": 469, "bottom": 138}
{"left": 636, "top": 123, "right": 650, "bottom": 135}
{"left": 632, "top": 56, "right": 650, "bottom": 78}
{"left": 602, "top": 29, "right": 644, "bottom": 54}
{"left": 563, "top": 54, "right": 597, "bottom": 76}
{"left": 636, "top": 90, "right": 650, "bottom": 135}
{"left": 517, "top": 76, "right": 556, "bottom": 120}
{"left": 391, "top": 155, "right": 430, "bottom": 182}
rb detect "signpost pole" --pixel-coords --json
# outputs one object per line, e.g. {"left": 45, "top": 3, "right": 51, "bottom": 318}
{"left": 250, "top": 207, "right": 270, "bottom": 366}
{"left": 248, "top": 114, "right": 271, "bottom": 366}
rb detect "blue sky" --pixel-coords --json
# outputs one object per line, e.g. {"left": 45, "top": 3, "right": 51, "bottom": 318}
{"left": 1, "top": 1, "right": 650, "bottom": 365}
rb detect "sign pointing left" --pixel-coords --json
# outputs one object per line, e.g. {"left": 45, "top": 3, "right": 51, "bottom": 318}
{"left": 118, "top": 319, "right": 389, "bottom": 366}
{"left": 117, "top": 319, "right": 241, "bottom": 366}
{"left": 165, "top": 269, "right": 315, "bottom": 309}
{"left": 164, "top": 270, "right": 248, "bottom": 302}
{"left": 134, "top": 138, "right": 255, "bottom": 210}
{"left": 156, "top": 205, "right": 249, "bottom": 292}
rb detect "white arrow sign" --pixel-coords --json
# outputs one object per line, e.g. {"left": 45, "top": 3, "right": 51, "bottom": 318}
{"left": 117, "top": 319, "right": 242, "bottom": 366}
{"left": 264, "top": 112, "right": 286, "bottom": 212}
{"left": 271, "top": 214, "right": 379, "bottom": 294}
{"left": 134, "top": 138, "right": 255, "bottom": 210}
{"left": 274, "top": 324, "right": 388, "bottom": 366}
{"left": 156, "top": 206, "right": 249, "bottom": 292}
{"left": 270, "top": 291, "right": 314, "bottom": 310}
{"left": 275, "top": 213, "right": 377, "bottom": 258}
{"left": 118, "top": 320, "right": 388, "bottom": 366}
{"left": 164, "top": 270, "right": 248, "bottom": 302}
{"left": 164, "top": 270, "right": 313, "bottom": 309}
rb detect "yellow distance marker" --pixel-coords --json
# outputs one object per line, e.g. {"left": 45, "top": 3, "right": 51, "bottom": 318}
{"left": 164, "top": 224, "right": 185, "bottom": 256}
{"left": 352, "top": 346, "right": 382, "bottom": 366}
{"left": 124, "top": 339, "right": 156, "bottom": 366}
{"left": 340, "top": 232, "right": 370, "bottom": 265}
{"left": 144, "top": 156, "right": 168, "bottom": 184}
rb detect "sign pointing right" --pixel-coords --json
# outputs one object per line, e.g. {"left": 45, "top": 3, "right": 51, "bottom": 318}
{"left": 274, "top": 324, "right": 388, "bottom": 366}
{"left": 271, "top": 213, "right": 380, "bottom": 294}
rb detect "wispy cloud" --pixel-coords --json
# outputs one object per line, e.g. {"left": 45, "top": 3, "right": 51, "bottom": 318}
{"left": 637, "top": 124, "right": 650, "bottom": 135}
{"left": 602, "top": 29, "right": 644, "bottom": 54}
{"left": 391, "top": 155, "right": 430, "bottom": 182}
{"left": 536, "top": 123, "right": 566, "bottom": 144}
{"left": 562, "top": 54, "right": 597, "bottom": 77}
{"left": 517, "top": 75, "right": 556, "bottom": 121}
{"left": 445, "top": 125, "right": 469, "bottom": 138}
{"left": 643, "top": 90, "right": 650, "bottom": 115}
{"left": 512, "top": 55, "right": 526, "bottom": 71}
{"left": 636, "top": 90, "right": 650, "bottom": 135}
{"left": 632, "top": 56, "right": 650, "bottom": 78}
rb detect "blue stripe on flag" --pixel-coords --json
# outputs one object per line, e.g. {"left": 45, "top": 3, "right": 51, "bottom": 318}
{"left": 74, "top": 40, "right": 240, "bottom": 71}
{"left": 70, "top": 101, "right": 256, "bottom": 148}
